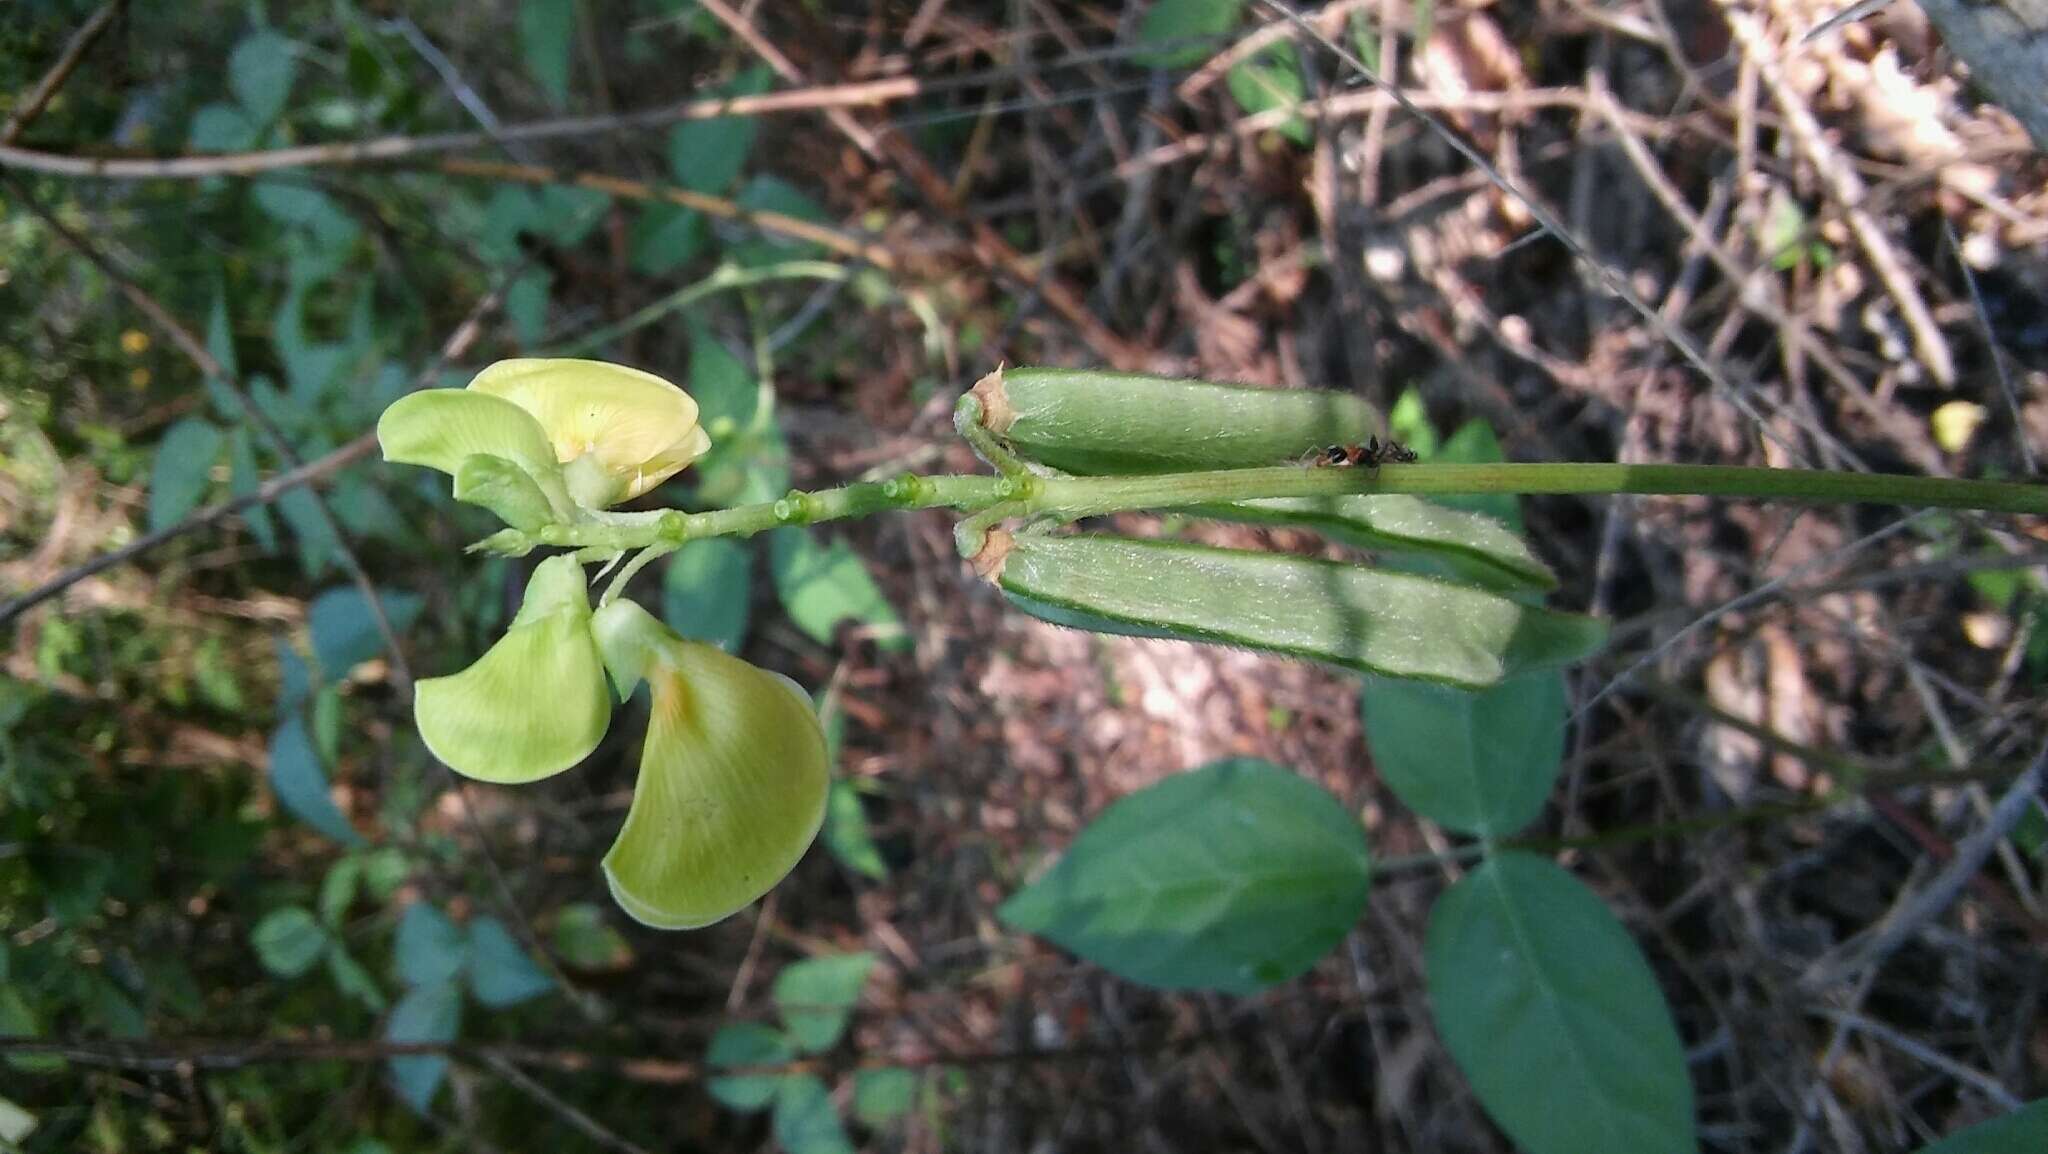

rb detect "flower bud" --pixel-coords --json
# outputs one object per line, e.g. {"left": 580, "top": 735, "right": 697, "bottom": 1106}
{"left": 970, "top": 366, "right": 1383, "bottom": 475}
{"left": 470, "top": 359, "right": 711, "bottom": 508}
{"left": 414, "top": 554, "right": 612, "bottom": 783}
{"left": 590, "top": 601, "right": 830, "bottom": 929}
{"left": 983, "top": 532, "right": 1604, "bottom": 690}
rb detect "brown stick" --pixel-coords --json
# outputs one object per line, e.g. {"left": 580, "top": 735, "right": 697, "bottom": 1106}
{"left": 435, "top": 157, "right": 899, "bottom": 269}
{"left": 7, "top": 185, "right": 415, "bottom": 689}
{"left": 0, "top": 271, "right": 498, "bottom": 630}
{"left": 0, "top": 0, "right": 124, "bottom": 145}
{"left": 0, "top": 76, "right": 920, "bottom": 178}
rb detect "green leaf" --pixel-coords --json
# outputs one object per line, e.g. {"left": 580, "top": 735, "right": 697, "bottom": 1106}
{"left": 662, "top": 537, "right": 753, "bottom": 652}
{"left": 480, "top": 186, "right": 541, "bottom": 263}
{"left": 999, "top": 758, "right": 1370, "bottom": 993}
{"left": 251, "top": 906, "right": 330, "bottom": 978}
{"left": 259, "top": 185, "right": 361, "bottom": 255}
{"left": 394, "top": 902, "right": 467, "bottom": 988}
{"left": 629, "top": 204, "right": 705, "bottom": 275}
{"left": 707, "top": 1022, "right": 795, "bottom": 1111}
{"left": 466, "top": 917, "right": 552, "bottom": 1008}
{"left": 362, "top": 847, "right": 411, "bottom": 900}
{"left": 1426, "top": 852, "right": 1696, "bottom": 1154}
{"left": 309, "top": 586, "right": 425, "bottom": 681}
{"left": 1361, "top": 670, "right": 1565, "bottom": 837}
{"left": 729, "top": 175, "right": 829, "bottom": 267}
{"left": 552, "top": 903, "right": 633, "bottom": 971}
{"left": 326, "top": 948, "right": 388, "bottom": 1012}
{"left": 774, "top": 1074, "right": 855, "bottom": 1154}
{"left": 268, "top": 714, "right": 362, "bottom": 845}
{"left": 853, "top": 1067, "right": 918, "bottom": 1127}
{"left": 385, "top": 979, "right": 462, "bottom": 1114}
{"left": 207, "top": 289, "right": 238, "bottom": 379}
{"left": 1226, "top": 46, "right": 1309, "bottom": 144}
{"left": 190, "top": 103, "right": 257, "bottom": 151}
{"left": 278, "top": 486, "right": 342, "bottom": 575}
{"left": 822, "top": 780, "right": 887, "bottom": 880}
{"left": 1435, "top": 420, "right": 1521, "bottom": 531}
{"left": 998, "top": 535, "right": 1606, "bottom": 690}
{"left": 318, "top": 857, "right": 361, "bottom": 927}
{"left": 0, "top": 987, "right": 62, "bottom": 1073}
{"left": 773, "top": 952, "right": 876, "bottom": 1053}
{"left": 519, "top": 0, "right": 575, "bottom": 106}
{"left": 1912, "top": 1100, "right": 2048, "bottom": 1154}
{"left": 227, "top": 426, "right": 277, "bottom": 551}
{"left": 1386, "top": 389, "right": 1440, "bottom": 458}
{"left": 150, "top": 417, "right": 225, "bottom": 532}
{"left": 0, "top": 1095, "right": 36, "bottom": 1147}
{"left": 688, "top": 320, "right": 759, "bottom": 437}
{"left": 534, "top": 186, "right": 611, "bottom": 246}
{"left": 507, "top": 268, "right": 551, "bottom": 346}
{"left": 771, "top": 529, "right": 905, "bottom": 650}
{"left": 669, "top": 67, "right": 772, "bottom": 194}
{"left": 229, "top": 30, "right": 298, "bottom": 124}
{"left": 1138, "top": 0, "right": 1244, "bottom": 68}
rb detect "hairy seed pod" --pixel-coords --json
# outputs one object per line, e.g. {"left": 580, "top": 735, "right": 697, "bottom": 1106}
{"left": 984, "top": 533, "right": 1604, "bottom": 689}
{"left": 972, "top": 366, "right": 1383, "bottom": 475}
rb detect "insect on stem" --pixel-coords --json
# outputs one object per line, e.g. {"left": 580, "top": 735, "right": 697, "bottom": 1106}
{"left": 1306, "top": 436, "right": 1418, "bottom": 470}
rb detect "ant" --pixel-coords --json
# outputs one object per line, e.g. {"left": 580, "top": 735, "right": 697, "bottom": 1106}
{"left": 1309, "top": 436, "right": 1418, "bottom": 469}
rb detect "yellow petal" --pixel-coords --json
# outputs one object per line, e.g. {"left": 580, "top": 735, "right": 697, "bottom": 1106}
{"left": 599, "top": 618, "right": 830, "bottom": 929}
{"left": 415, "top": 555, "right": 612, "bottom": 783}
{"left": 377, "top": 388, "right": 560, "bottom": 481}
{"left": 468, "top": 359, "right": 709, "bottom": 503}
{"left": 1930, "top": 401, "right": 1986, "bottom": 454}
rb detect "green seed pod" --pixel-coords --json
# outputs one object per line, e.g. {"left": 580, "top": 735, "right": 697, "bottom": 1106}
{"left": 1194, "top": 494, "right": 1556, "bottom": 592}
{"left": 972, "top": 366, "right": 1382, "bottom": 475}
{"left": 986, "top": 533, "right": 1604, "bottom": 689}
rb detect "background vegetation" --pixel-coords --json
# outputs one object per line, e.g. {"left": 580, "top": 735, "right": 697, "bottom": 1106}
{"left": 2, "top": 1, "right": 2045, "bottom": 1151}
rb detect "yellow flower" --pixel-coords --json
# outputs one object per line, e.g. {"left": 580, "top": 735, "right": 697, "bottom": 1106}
{"left": 591, "top": 600, "right": 830, "bottom": 929}
{"left": 413, "top": 555, "right": 612, "bottom": 784}
{"left": 469, "top": 359, "right": 712, "bottom": 508}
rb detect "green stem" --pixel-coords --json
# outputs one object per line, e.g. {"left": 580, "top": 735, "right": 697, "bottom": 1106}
{"left": 520, "top": 462, "right": 2048, "bottom": 555}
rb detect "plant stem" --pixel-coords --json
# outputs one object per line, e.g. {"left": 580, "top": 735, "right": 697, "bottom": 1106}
{"left": 524, "top": 462, "right": 2048, "bottom": 554}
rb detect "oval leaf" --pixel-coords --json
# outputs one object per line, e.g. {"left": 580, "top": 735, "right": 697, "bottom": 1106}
{"left": 663, "top": 537, "right": 753, "bottom": 652}
{"left": 149, "top": 418, "right": 225, "bottom": 533}
{"left": 771, "top": 529, "right": 905, "bottom": 651}
{"left": 1913, "top": 1099, "right": 2048, "bottom": 1154}
{"left": 250, "top": 906, "right": 329, "bottom": 978}
{"left": 707, "top": 1022, "right": 794, "bottom": 1111}
{"left": 394, "top": 902, "right": 467, "bottom": 989}
{"left": 1426, "top": 852, "right": 1697, "bottom": 1154}
{"left": 268, "top": 715, "right": 361, "bottom": 845}
{"left": 773, "top": 952, "right": 875, "bottom": 1054}
{"left": 466, "top": 916, "right": 552, "bottom": 1008}
{"left": 999, "top": 758, "right": 1371, "bottom": 994}
{"left": 1362, "top": 670, "right": 1566, "bottom": 837}
{"left": 309, "top": 586, "right": 424, "bottom": 681}
{"left": 774, "top": 1073, "right": 855, "bottom": 1154}
{"left": 385, "top": 979, "right": 462, "bottom": 1114}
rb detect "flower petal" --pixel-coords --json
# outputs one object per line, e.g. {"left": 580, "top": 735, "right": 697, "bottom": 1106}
{"left": 602, "top": 636, "right": 830, "bottom": 929}
{"left": 415, "top": 555, "right": 611, "bottom": 783}
{"left": 468, "top": 359, "right": 707, "bottom": 501}
{"left": 377, "top": 389, "right": 560, "bottom": 481}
